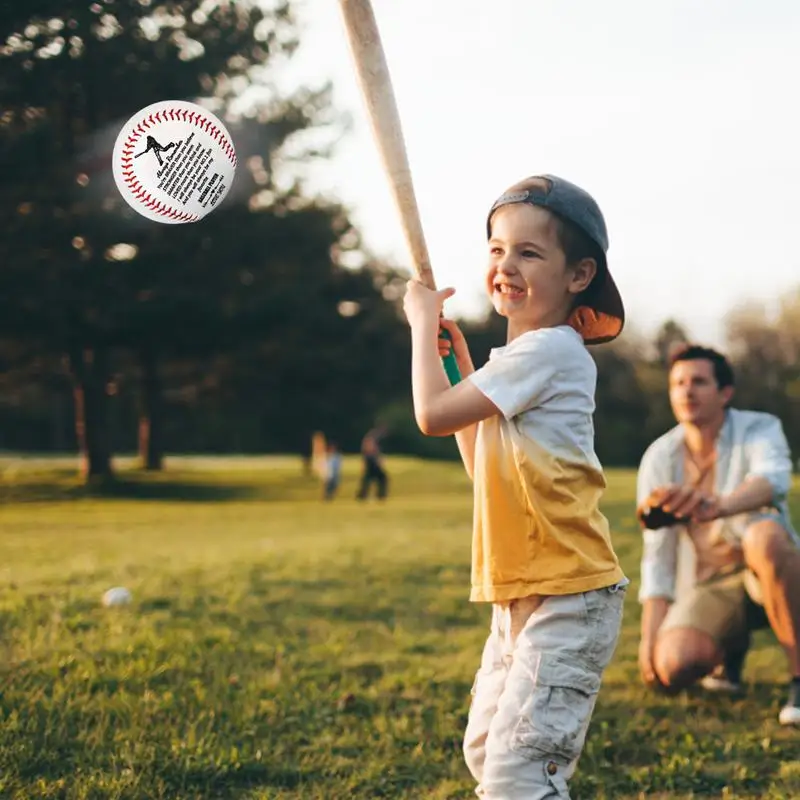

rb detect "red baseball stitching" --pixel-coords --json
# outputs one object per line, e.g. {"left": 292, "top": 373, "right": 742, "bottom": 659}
{"left": 119, "top": 104, "right": 236, "bottom": 222}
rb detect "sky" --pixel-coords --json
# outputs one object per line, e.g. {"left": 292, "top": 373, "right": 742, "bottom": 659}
{"left": 284, "top": 0, "right": 800, "bottom": 346}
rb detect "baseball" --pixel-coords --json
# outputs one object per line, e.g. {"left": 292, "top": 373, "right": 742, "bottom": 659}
{"left": 102, "top": 586, "right": 133, "bottom": 607}
{"left": 112, "top": 100, "right": 237, "bottom": 224}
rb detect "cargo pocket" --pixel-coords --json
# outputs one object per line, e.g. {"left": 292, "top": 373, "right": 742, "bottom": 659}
{"left": 582, "top": 587, "right": 626, "bottom": 667}
{"left": 510, "top": 652, "right": 601, "bottom": 765}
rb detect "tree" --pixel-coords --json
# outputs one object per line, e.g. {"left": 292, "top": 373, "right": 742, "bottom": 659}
{"left": 725, "top": 291, "right": 800, "bottom": 457}
{"left": 0, "top": 0, "right": 350, "bottom": 479}
{"left": 653, "top": 318, "right": 690, "bottom": 366}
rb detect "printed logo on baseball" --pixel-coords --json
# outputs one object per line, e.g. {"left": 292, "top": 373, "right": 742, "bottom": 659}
{"left": 112, "top": 100, "right": 237, "bottom": 224}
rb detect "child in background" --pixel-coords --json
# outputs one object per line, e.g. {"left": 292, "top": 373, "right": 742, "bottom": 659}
{"left": 323, "top": 441, "right": 342, "bottom": 501}
{"left": 403, "top": 175, "right": 628, "bottom": 798}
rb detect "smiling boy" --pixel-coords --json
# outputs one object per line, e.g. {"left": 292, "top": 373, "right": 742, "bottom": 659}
{"left": 403, "top": 175, "right": 627, "bottom": 798}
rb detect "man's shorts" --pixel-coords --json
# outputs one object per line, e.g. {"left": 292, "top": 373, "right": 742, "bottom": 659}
{"left": 660, "top": 568, "right": 769, "bottom": 650}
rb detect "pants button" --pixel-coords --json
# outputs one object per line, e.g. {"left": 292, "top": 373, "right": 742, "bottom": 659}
{"left": 546, "top": 761, "right": 558, "bottom": 776}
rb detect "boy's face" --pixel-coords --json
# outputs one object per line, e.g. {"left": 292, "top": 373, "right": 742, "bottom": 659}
{"left": 486, "top": 204, "right": 595, "bottom": 340}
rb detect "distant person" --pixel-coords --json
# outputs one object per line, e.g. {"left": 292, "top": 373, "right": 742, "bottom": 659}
{"left": 637, "top": 344, "right": 800, "bottom": 725}
{"left": 404, "top": 175, "right": 628, "bottom": 798}
{"left": 323, "top": 442, "right": 342, "bottom": 501}
{"left": 357, "top": 425, "right": 388, "bottom": 500}
{"left": 311, "top": 431, "right": 328, "bottom": 479}
{"left": 301, "top": 432, "right": 314, "bottom": 477}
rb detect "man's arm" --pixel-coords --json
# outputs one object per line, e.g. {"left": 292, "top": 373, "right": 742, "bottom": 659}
{"left": 741, "top": 414, "right": 793, "bottom": 503}
{"left": 637, "top": 442, "right": 680, "bottom": 684}
{"left": 694, "top": 415, "right": 793, "bottom": 522}
{"left": 718, "top": 476, "right": 776, "bottom": 517}
{"left": 637, "top": 444, "right": 680, "bottom": 603}
{"left": 639, "top": 597, "right": 670, "bottom": 685}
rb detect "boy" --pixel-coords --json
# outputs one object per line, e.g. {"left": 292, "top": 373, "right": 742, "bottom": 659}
{"left": 403, "top": 175, "right": 628, "bottom": 798}
{"left": 323, "top": 441, "right": 342, "bottom": 501}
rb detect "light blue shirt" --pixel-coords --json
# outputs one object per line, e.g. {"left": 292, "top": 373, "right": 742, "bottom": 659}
{"left": 637, "top": 408, "right": 798, "bottom": 602}
{"left": 327, "top": 452, "right": 342, "bottom": 480}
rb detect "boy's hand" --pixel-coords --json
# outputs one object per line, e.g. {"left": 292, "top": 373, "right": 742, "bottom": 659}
{"left": 403, "top": 280, "right": 455, "bottom": 329}
{"left": 437, "top": 318, "right": 475, "bottom": 377}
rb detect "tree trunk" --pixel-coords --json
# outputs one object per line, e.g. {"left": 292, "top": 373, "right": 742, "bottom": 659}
{"left": 51, "top": 390, "right": 69, "bottom": 452}
{"left": 138, "top": 349, "right": 163, "bottom": 471}
{"left": 70, "top": 346, "right": 114, "bottom": 483}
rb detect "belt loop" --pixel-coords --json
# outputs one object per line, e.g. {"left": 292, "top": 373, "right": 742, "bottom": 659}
{"left": 608, "top": 577, "right": 631, "bottom": 593}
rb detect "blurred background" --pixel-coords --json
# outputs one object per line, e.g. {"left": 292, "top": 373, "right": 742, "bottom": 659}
{"left": 3, "top": 5, "right": 800, "bottom": 798}
{"left": 1, "top": 0, "right": 798, "bottom": 482}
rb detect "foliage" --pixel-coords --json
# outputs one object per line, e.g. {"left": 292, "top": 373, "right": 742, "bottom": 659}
{"left": 0, "top": 0, "right": 410, "bottom": 472}
{"left": 1, "top": 4, "right": 799, "bottom": 471}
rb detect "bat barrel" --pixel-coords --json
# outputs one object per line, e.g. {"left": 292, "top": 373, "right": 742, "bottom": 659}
{"left": 337, "top": 0, "right": 436, "bottom": 290}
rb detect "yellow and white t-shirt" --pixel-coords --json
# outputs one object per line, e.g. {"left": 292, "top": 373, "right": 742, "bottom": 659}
{"left": 468, "top": 325, "right": 624, "bottom": 603}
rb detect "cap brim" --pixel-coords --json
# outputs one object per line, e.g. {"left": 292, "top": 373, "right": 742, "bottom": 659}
{"left": 568, "top": 255, "right": 625, "bottom": 345}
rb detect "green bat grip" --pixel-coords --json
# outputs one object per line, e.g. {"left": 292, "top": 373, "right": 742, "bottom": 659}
{"left": 440, "top": 327, "right": 462, "bottom": 385}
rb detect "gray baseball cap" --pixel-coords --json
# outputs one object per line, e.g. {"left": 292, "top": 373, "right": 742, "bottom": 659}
{"left": 487, "top": 174, "right": 624, "bottom": 345}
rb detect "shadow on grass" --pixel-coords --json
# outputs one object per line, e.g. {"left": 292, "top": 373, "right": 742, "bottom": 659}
{"left": 240, "top": 565, "right": 481, "bottom": 632}
{"left": 83, "top": 478, "right": 259, "bottom": 503}
{"left": 11, "top": 745, "right": 326, "bottom": 795}
{"left": 0, "top": 475, "right": 300, "bottom": 504}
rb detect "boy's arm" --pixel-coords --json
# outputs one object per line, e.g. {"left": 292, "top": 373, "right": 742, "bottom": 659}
{"left": 411, "top": 316, "right": 500, "bottom": 437}
{"left": 437, "top": 319, "right": 481, "bottom": 480}
{"left": 454, "top": 425, "right": 478, "bottom": 481}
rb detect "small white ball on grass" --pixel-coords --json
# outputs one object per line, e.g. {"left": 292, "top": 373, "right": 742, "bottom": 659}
{"left": 102, "top": 587, "right": 132, "bottom": 607}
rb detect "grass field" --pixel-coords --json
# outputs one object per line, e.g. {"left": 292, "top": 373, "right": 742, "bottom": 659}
{"left": 1, "top": 455, "right": 799, "bottom": 799}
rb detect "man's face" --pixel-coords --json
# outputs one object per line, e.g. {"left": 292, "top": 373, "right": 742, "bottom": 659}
{"left": 668, "top": 358, "right": 732, "bottom": 425}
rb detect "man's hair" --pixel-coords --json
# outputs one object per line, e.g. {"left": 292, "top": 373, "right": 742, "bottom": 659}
{"left": 669, "top": 344, "right": 735, "bottom": 390}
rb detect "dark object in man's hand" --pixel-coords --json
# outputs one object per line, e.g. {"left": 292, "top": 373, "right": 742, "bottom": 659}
{"left": 639, "top": 505, "right": 688, "bottom": 530}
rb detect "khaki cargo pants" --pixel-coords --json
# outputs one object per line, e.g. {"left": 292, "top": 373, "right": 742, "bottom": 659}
{"left": 464, "top": 583, "right": 627, "bottom": 799}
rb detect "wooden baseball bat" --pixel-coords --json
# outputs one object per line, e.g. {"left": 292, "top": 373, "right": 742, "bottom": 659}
{"left": 337, "top": 0, "right": 461, "bottom": 385}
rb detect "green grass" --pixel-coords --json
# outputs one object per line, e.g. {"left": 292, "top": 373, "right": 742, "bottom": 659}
{"left": 1, "top": 455, "right": 799, "bottom": 799}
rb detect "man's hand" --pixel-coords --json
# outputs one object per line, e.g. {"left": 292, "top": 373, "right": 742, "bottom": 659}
{"left": 639, "top": 484, "right": 723, "bottom": 524}
{"left": 692, "top": 494, "right": 727, "bottom": 522}
{"left": 638, "top": 637, "right": 658, "bottom": 687}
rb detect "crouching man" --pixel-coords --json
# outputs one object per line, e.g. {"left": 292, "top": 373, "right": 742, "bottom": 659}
{"left": 637, "top": 344, "right": 800, "bottom": 725}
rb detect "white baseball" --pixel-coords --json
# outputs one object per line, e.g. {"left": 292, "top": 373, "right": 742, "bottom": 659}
{"left": 102, "top": 586, "right": 133, "bottom": 607}
{"left": 112, "top": 100, "right": 237, "bottom": 224}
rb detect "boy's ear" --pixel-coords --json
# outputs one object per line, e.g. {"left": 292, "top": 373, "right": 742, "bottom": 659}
{"left": 569, "top": 257, "right": 597, "bottom": 295}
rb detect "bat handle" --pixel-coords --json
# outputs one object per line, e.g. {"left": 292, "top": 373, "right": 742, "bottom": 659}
{"left": 439, "top": 326, "right": 462, "bottom": 385}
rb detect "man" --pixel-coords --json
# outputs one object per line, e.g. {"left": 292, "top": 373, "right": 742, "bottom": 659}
{"left": 636, "top": 344, "right": 800, "bottom": 725}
